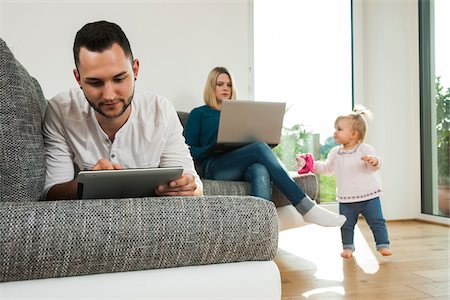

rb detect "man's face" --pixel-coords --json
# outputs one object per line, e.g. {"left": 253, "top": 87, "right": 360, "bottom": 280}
{"left": 74, "top": 43, "right": 139, "bottom": 120}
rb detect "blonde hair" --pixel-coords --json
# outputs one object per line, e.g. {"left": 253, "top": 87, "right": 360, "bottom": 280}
{"left": 335, "top": 104, "right": 373, "bottom": 142}
{"left": 203, "top": 66, "right": 237, "bottom": 109}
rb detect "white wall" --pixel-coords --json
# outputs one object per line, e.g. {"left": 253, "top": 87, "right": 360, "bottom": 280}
{"left": 354, "top": 0, "right": 421, "bottom": 220}
{"left": 0, "top": 0, "right": 251, "bottom": 112}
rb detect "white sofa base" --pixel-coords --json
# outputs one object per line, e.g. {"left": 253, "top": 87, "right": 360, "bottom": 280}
{"left": 0, "top": 261, "right": 280, "bottom": 300}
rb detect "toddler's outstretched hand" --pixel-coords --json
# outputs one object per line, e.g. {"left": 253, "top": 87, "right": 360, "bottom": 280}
{"left": 295, "top": 153, "right": 315, "bottom": 174}
{"left": 361, "top": 155, "right": 379, "bottom": 167}
{"left": 294, "top": 155, "right": 306, "bottom": 170}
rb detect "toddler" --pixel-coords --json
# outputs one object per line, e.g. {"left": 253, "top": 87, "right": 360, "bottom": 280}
{"left": 296, "top": 105, "right": 391, "bottom": 258}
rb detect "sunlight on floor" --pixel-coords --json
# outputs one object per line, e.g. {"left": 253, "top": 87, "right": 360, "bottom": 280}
{"left": 302, "top": 286, "right": 345, "bottom": 298}
{"left": 352, "top": 225, "right": 380, "bottom": 274}
{"left": 279, "top": 224, "right": 345, "bottom": 282}
{"left": 278, "top": 223, "right": 381, "bottom": 285}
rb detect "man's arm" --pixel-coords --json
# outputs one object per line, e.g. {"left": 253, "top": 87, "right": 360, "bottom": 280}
{"left": 157, "top": 101, "right": 203, "bottom": 195}
{"left": 46, "top": 179, "right": 78, "bottom": 200}
{"left": 42, "top": 98, "right": 79, "bottom": 200}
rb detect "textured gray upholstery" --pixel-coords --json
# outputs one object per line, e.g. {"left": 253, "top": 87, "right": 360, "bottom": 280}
{"left": 0, "top": 196, "right": 278, "bottom": 282}
{"left": 0, "top": 39, "right": 46, "bottom": 202}
{"left": 178, "top": 112, "right": 319, "bottom": 206}
{"left": 0, "top": 38, "right": 279, "bottom": 283}
{"left": 272, "top": 172, "right": 319, "bottom": 205}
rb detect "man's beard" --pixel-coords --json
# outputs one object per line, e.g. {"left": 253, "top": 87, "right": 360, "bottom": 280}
{"left": 84, "top": 89, "right": 135, "bottom": 119}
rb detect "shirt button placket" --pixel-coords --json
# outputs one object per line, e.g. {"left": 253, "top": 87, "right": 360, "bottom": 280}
{"left": 110, "top": 141, "right": 118, "bottom": 163}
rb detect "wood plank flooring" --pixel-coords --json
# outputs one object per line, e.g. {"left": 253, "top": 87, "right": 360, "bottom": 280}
{"left": 275, "top": 219, "right": 449, "bottom": 299}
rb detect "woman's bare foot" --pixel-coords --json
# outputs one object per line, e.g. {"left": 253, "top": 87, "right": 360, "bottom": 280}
{"left": 341, "top": 249, "right": 353, "bottom": 258}
{"left": 378, "top": 248, "right": 392, "bottom": 256}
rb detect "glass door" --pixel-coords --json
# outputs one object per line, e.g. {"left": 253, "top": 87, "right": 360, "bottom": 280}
{"left": 419, "top": 0, "right": 449, "bottom": 218}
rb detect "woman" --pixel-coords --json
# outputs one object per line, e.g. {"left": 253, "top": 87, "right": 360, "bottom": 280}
{"left": 185, "top": 66, "right": 346, "bottom": 227}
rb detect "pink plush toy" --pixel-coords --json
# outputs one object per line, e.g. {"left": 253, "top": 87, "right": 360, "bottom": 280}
{"left": 294, "top": 153, "right": 315, "bottom": 174}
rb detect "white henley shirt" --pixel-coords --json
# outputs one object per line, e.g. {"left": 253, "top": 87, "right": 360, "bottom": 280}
{"left": 42, "top": 87, "right": 202, "bottom": 198}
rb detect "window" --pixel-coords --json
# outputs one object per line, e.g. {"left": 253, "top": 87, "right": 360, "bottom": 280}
{"left": 419, "top": 0, "right": 449, "bottom": 218}
{"left": 253, "top": 0, "right": 352, "bottom": 202}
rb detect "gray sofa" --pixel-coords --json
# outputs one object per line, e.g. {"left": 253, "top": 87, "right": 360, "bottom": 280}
{"left": 0, "top": 38, "right": 277, "bottom": 283}
{"left": 0, "top": 37, "right": 316, "bottom": 298}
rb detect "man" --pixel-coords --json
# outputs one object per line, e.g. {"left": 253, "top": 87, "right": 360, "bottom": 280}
{"left": 42, "top": 20, "right": 202, "bottom": 200}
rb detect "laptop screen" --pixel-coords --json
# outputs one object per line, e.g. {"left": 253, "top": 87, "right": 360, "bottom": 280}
{"left": 217, "top": 100, "right": 286, "bottom": 146}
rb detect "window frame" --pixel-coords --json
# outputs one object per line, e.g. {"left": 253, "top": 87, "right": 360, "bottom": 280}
{"left": 418, "top": 0, "right": 449, "bottom": 221}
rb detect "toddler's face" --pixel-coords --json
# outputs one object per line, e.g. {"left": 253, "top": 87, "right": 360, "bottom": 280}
{"left": 333, "top": 118, "right": 355, "bottom": 145}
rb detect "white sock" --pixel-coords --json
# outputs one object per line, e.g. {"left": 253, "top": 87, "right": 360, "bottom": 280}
{"left": 302, "top": 205, "right": 347, "bottom": 227}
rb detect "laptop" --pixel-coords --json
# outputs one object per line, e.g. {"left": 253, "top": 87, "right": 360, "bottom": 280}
{"left": 77, "top": 167, "right": 183, "bottom": 199}
{"left": 207, "top": 100, "right": 286, "bottom": 154}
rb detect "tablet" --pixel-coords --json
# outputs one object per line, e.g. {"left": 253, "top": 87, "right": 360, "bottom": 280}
{"left": 77, "top": 167, "right": 183, "bottom": 199}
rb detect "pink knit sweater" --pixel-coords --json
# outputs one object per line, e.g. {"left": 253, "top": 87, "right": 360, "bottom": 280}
{"left": 314, "top": 143, "right": 383, "bottom": 203}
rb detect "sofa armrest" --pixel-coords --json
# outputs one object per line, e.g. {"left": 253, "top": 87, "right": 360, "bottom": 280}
{"left": 0, "top": 196, "right": 278, "bottom": 282}
{"left": 272, "top": 172, "right": 319, "bottom": 206}
{"left": 203, "top": 173, "right": 319, "bottom": 207}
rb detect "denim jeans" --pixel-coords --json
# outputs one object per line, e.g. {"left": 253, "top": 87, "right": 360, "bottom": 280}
{"left": 204, "top": 142, "right": 307, "bottom": 207}
{"left": 339, "top": 197, "right": 390, "bottom": 251}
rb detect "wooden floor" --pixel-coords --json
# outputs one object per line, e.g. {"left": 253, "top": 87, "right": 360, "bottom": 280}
{"left": 275, "top": 219, "right": 449, "bottom": 299}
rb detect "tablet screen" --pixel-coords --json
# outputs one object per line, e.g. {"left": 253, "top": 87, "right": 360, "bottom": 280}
{"left": 77, "top": 167, "right": 183, "bottom": 199}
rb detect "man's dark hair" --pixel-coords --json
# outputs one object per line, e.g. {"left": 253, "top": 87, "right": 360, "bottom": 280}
{"left": 73, "top": 20, "right": 134, "bottom": 68}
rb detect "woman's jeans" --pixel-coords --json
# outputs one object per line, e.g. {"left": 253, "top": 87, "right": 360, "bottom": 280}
{"left": 339, "top": 197, "right": 390, "bottom": 251}
{"left": 204, "top": 141, "right": 307, "bottom": 207}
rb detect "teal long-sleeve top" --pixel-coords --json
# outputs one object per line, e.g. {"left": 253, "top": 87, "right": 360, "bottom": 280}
{"left": 184, "top": 105, "right": 220, "bottom": 170}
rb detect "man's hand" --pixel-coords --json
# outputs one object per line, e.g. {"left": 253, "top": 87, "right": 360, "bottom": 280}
{"left": 92, "top": 159, "right": 123, "bottom": 170}
{"left": 361, "top": 155, "right": 379, "bottom": 167}
{"left": 46, "top": 159, "right": 123, "bottom": 200}
{"left": 155, "top": 172, "right": 201, "bottom": 196}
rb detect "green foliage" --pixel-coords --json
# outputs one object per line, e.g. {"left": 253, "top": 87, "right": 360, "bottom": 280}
{"left": 320, "top": 136, "right": 338, "bottom": 160}
{"left": 272, "top": 123, "right": 311, "bottom": 171}
{"left": 436, "top": 77, "right": 450, "bottom": 183}
{"left": 319, "top": 174, "right": 337, "bottom": 203}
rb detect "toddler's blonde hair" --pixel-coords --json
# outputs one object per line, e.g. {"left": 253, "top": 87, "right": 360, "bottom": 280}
{"left": 335, "top": 105, "right": 373, "bottom": 142}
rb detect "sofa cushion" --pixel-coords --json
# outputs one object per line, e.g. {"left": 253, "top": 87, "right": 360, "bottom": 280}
{"left": 177, "top": 111, "right": 189, "bottom": 136}
{"left": 202, "top": 179, "right": 251, "bottom": 196}
{"left": 0, "top": 196, "right": 278, "bottom": 282}
{"left": 0, "top": 38, "right": 46, "bottom": 202}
